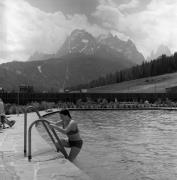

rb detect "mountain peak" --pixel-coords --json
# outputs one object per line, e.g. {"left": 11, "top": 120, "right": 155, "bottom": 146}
{"left": 56, "top": 29, "right": 96, "bottom": 56}
{"left": 97, "top": 32, "right": 117, "bottom": 43}
{"left": 96, "top": 33, "right": 144, "bottom": 64}
{"left": 156, "top": 44, "right": 171, "bottom": 56}
{"left": 70, "top": 29, "right": 88, "bottom": 38}
{"left": 29, "top": 29, "right": 144, "bottom": 64}
{"left": 147, "top": 44, "right": 171, "bottom": 60}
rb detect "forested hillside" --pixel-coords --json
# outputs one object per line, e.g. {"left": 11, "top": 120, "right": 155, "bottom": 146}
{"left": 69, "top": 53, "right": 177, "bottom": 90}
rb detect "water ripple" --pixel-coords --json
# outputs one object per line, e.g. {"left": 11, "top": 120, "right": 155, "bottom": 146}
{"left": 48, "top": 110, "right": 177, "bottom": 180}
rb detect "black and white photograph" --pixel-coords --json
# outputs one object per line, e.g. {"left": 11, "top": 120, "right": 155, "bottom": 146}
{"left": 1, "top": 0, "right": 177, "bottom": 179}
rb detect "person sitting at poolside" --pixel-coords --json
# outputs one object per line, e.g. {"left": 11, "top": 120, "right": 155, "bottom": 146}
{"left": 49, "top": 109, "right": 83, "bottom": 162}
{"left": 0, "top": 98, "right": 16, "bottom": 129}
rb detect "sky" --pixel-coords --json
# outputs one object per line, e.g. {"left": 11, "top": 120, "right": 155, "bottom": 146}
{"left": 0, "top": 0, "right": 177, "bottom": 63}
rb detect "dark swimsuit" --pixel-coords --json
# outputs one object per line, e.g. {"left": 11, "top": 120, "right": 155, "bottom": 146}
{"left": 66, "top": 126, "right": 83, "bottom": 149}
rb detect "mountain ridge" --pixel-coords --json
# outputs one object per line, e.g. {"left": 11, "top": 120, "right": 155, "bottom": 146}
{"left": 0, "top": 53, "right": 134, "bottom": 91}
{"left": 0, "top": 29, "right": 145, "bottom": 91}
{"left": 29, "top": 29, "right": 145, "bottom": 65}
{"left": 147, "top": 44, "right": 171, "bottom": 61}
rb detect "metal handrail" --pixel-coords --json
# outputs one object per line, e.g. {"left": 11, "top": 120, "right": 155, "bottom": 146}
{"left": 28, "top": 119, "right": 68, "bottom": 161}
{"left": 50, "top": 128, "right": 68, "bottom": 158}
{"left": 39, "top": 120, "right": 60, "bottom": 152}
{"left": 23, "top": 106, "right": 41, "bottom": 156}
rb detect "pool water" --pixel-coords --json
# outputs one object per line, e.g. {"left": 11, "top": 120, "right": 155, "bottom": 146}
{"left": 45, "top": 110, "right": 177, "bottom": 180}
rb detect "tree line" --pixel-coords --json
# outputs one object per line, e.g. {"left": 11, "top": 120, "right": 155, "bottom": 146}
{"left": 69, "top": 52, "right": 177, "bottom": 90}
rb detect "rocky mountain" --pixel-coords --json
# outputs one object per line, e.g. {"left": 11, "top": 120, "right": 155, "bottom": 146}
{"left": 147, "top": 44, "right": 171, "bottom": 61}
{"left": 0, "top": 29, "right": 146, "bottom": 92}
{"left": 96, "top": 33, "right": 144, "bottom": 64}
{"left": 55, "top": 29, "right": 96, "bottom": 57}
{"left": 55, "top": 29, "right": 145, "bottom": 64}
{"left": 29, "top": 29, "right": 145, "bottom": 65}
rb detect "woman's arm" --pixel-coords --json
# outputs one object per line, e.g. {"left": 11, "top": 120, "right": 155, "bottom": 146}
{"left": 55, "top": 120, "right": 63, "bottom": 126}
{"left": 50, "top": 121, "right": 76, "bottom": 134}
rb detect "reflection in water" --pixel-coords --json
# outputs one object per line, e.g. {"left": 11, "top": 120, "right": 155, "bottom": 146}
{"left": 48, "top": 110, "right": 177, "bottom": 180}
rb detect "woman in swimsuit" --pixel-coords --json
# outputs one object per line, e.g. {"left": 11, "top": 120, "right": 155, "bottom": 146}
{"left": 50, "top": 109, "right": 83, "bottom": 162}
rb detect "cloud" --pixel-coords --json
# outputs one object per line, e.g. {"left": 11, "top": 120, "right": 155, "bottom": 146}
{"left": 93, "top": 0, "right": 177, "bottom": 58}
{"left": 1, "top": 0, "right": 177, "bottom": 62}
{"left": 0, "top": 0, "right": 106, "bottom": 62}
{"left": 119, "top": 0, "right": 140, "bottom": 11}
{"left": 93, "top": 1, "right": 124, "bottom": 32}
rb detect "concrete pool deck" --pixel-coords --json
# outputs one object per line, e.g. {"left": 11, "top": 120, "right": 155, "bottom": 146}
{"left": 0, "top": 111, "right": 91, "bottom": 180}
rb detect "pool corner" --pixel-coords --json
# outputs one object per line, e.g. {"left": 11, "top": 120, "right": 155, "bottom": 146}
{"left": 0, "top": 111, "right": 91, "bottom": 180}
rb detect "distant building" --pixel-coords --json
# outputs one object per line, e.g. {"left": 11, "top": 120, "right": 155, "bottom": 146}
{"left": 19, "top": 85, "right": 34, "bottom": 93}
{"left": 166, "top": 86, "right": 177, "bottom": 93}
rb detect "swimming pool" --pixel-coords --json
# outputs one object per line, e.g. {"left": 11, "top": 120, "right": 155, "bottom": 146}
{"left": 44, "top": 110, "right": 177, "bottom": 180}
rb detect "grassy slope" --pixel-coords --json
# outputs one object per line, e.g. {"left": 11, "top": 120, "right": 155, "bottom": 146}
{"left": 87, "top": 72, "right": 177, "bottom": 93}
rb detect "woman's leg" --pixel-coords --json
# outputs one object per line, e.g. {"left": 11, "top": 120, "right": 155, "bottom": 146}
{"left": 68, "top": 147, "right": 81, "bottom": 162}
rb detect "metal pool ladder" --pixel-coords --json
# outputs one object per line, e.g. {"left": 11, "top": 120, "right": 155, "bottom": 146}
{"left": 23, "top": 106, "right": 68, "bottom": 162}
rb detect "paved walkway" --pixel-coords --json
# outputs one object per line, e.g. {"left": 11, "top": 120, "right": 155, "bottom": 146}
{"left": 0, "top": 112, "right": 91, "bottom": 180}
